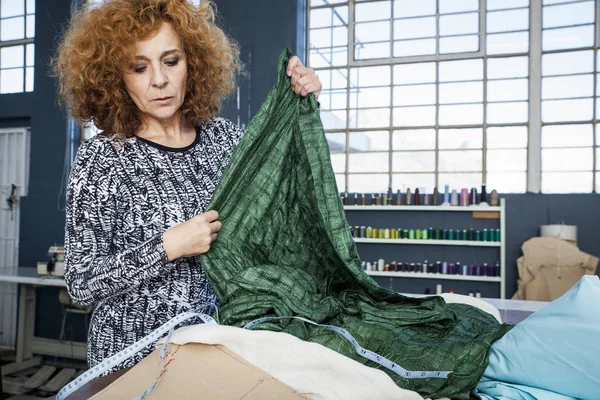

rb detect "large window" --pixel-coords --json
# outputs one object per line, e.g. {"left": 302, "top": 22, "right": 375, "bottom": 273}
{"left": 0, "top": 0, "right": 35, "bottom": 94}
{"left": 308, "top": 0, "right": 599, "bottom": 194}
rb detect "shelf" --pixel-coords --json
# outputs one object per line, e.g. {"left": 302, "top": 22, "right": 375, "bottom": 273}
{"left": 366, "top": 271, "right": 502, "bottom": 282}
{"left": 353, "top": 238, "right": 500, "bottom": 247}
{"left": 344, "top": 205, "right": 501, "bottom": 212}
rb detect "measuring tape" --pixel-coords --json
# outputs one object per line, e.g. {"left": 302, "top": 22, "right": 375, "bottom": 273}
{"left": 244, "top": 316, "right": 453, "bottom": 380}
{"left": 55, "top": 311, "right": 216, "bottom": 400}
{"left": 57, "top": 310, "right": 451, "bottom": 399}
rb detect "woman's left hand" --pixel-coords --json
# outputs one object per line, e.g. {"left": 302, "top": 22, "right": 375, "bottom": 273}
{"left": 287, "top": 56, "right": 322, "bottom": 100}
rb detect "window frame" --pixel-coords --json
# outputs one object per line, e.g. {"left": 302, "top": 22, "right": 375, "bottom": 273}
{"left": 306, "top": 0, "right": 600, "bottom": 194}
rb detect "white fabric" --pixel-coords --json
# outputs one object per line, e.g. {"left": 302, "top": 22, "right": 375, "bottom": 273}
{"left": 154, "top": 294, "right": 500, "bottom": 400}
{"left": 440, "top": 293, "right": 503, "bottom": 323}
{"left": 161, "top": 323, "right": 424, "bottom": 400}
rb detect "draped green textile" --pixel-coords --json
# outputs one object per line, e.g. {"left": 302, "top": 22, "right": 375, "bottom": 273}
{"left": 200, "top": 49, "right": 511, "bottom": 399}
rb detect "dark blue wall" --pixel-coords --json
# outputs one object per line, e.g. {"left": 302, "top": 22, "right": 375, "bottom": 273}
{"left": 4, "top": 0, "right": 599, "bottom": 342}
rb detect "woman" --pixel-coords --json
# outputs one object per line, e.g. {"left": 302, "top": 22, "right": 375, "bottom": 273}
{"left": 55, "top": 0, "right": 321, "bottom": 373}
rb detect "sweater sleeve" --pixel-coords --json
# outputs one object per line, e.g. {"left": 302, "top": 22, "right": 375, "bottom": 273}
{"left": 63, "top": 139, "right": 174, "bottom": 306}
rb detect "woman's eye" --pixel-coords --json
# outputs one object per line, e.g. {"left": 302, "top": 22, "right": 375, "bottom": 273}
{"left": 134, "top": 66, "right": 147, "bottom": 74}
{"left": 165, "top": 58, "right": 179, "bottom": 67}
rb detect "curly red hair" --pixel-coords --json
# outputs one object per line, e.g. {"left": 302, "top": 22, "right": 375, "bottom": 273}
{"left": 53, "top": 0, "right": 240, "bottom": 138}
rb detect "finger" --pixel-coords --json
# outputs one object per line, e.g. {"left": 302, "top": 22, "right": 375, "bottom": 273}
{"left": 209, "top": 220, "right": 222, "bottom": 233}
{"left": 293, "top": 78, "right": 322, "bottom": 97}
{"left": 202, "top": 210, "right": 219, "bottom": 222}
{"left": 210, "top": 233, "right": 217, "bottom": 242}
{"left": 292, "top": 66, "right": 313, "bottom": 78}
{"left": 287, "top": 56, "right": 302, "bottom": 77}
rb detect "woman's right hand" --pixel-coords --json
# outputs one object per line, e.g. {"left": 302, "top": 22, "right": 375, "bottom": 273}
{"left": 162, "top": 210, "right": 222, "bottom": 261}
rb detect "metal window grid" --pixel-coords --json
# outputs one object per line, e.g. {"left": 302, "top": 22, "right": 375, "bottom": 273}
{"left": 0, "top": 0, "right": 35, "bottom": 94}
{"left": 307, "top": 0, "right": 600, "bottom": 194}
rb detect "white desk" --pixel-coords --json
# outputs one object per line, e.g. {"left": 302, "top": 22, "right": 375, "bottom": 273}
{"left": 0, "top": 267, "right": 86, "bottom": 376}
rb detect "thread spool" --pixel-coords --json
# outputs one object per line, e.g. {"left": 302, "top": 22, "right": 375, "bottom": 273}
{"left": 442, "top": 185, "right": 450, "bottom": 206}
{"left": 433, "top": 187, "right": 440, "bottom": 205}
{"left": 460, "top": 188, "right": 469, "bottom": 206}
{"left": 450, "top": 190, "right": 459, "bottom": 206}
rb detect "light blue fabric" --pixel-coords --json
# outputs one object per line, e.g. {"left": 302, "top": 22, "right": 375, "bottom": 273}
{"left": 475, "top": 275, "right": 600, "bottom": 400}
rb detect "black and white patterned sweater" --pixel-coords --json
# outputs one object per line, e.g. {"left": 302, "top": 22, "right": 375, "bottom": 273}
{"left": 64, "top": 117, "right": 243, "bottom": 372}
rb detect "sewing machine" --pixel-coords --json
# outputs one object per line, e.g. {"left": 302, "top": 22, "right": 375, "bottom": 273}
{"left": 37, "top": 246, "right": 66, "bottom": 277}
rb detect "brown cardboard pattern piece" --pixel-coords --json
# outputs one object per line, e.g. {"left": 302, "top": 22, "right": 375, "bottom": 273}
{"left": 89, "top": 343, "right": 310, "bottom": 400}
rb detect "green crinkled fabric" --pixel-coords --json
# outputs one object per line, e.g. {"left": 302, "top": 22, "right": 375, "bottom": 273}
{"left": 199, "top": 48, "right": 512, "bottom": 399}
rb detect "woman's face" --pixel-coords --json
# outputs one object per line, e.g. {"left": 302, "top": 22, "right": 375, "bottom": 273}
{"left": 123, "top": 22, "right": 187, "bottom": 127}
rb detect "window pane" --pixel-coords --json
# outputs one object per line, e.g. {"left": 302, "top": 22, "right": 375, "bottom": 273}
{"left": 543, "top": 0, "right": 580, "bottom": 4}
{"left": 542, "top": 124, "right": 593, "bottom": 148}
{"left": 309, "top": 47, "right": 348, "bottom": 67}
{"left": 26, "top": 43, "right": 34, "bottom": 66}
{"left": 393, "top": 106, "right": 436, "bottom": 126}
{"left": 319, "top": 69, "right": 348, "bottom": 90}
{"left": 25, "top": 66, "right": 33, "bottom": 92}
{"left": 26, "top": 0, "right": 35, "bottom": 13}
{"left": 330, "top": 153, "right": 346, "bottom": 173}
{"left": 351, "top": 87, "right": 391, "bottom": 108}
{"left": 394, "top": 62, "right": 436, "bottom": 84}
{"left": 487, "top": 9, "right": 529, "bottom": 33}
{"left": 349, "top": 174, "right": 389, "bottom": 192}
{"left": 319, "top": 89, "right": 347, "bottom": 110}
{"left": 349, "top": 153, "right": 389, "bottom": 172}
{"left": 488, "top": 149, "right": 527, "bottom": 171}
{"left": 439, "top": 0, "right": 478, "bottom": 14}
{"left": 355, "top": 1, "right": 391, "bottom": 22}
{"left": 310, "top": 8, "right": 333, "bottom": 29}
{"left": 393, "top": 151, "right": 435, "bottom": 172}
{"left": 439, "top": 128, "right": 483, "bottom": 149}
{"left": 487, "top": 79, "right": 528, "bottom": 102}
{"left": 439, "top": 150, "right": 482, "bottom": 171}
{"left": 393, "top": 129, "right": 436, "bottom": 150}
{"left": 439, "top": 104, "right": 484, "bottom": 125}
{"left": 26, "top": 14, "right": 34, "bottom": 38}
{"left": 487, "top": 126, "right": 528, "bottom": 148}
{"left": 542, "top": 75, "right": 594, "bottom": 99}
{"left": 487, "top": 102, "right": 529, "bottom": 123}
{"left": 0, "top": 68, "right": 24, "bottom": 94}
{"left": 439, "top": 173, "right": 482, "bottom": 189}
{"left": 392, "top": 174, "right": 436, "bottom": 193}
{"left": 542, "top": 172, "right": 592, "bottom": 193}
{"left": 1, "top": 16, "right": 25, "bottom": 41}
{"left": 311, "top": 28, "right": 333, "bottom": 48}
{"left": 355, "top": 42, "right": 390, "bottom": 59}
{"left": 439, "top": 81, "right": 483, "bottom": 104}
{"left": 439, "top": 13, "right": 479, "bottom": 36}
{"left": 326, "top": 133, "right": 346, "bottom": 152}
{"left": 439, "top": 59, "right": 483, "bottom": 82}
{"left": 542, "top": 148, "right": 593, "bottom": 171}
{"left": 1, "top": 46, "right": 24, "bottom": 69}
{"left": 542, "top": 99, "right": 593, "bottom": 122}
{"left": 311, "top": 0, "right": 346, "bottom": 5}
{"left": 355, "top": 21, "right": 391, "bottom": 43}
{"left": 335, "top": 174, "right": 346, "bottom": 192}
{"left": 394, "top": 16, "right": 435, "bottom": 39}
{"left": 542, "top": 1, "right": 594, "bottom": 29}
{"left": 394, "top": 0, "right": 436, "bottom": 18}
{"left": 349, "top": 131, "right": 390, "bottom": 151}
{"left": 487, "top": 172, "right": 526, "bottom": 193}
{"left": 350, "top": 108, "right": 391, "bottom": 129}
{"left": 543, "top": 25, "right": 594, "bottom": 51}
{"left": 487, "top": 31, "right": 529, "bottom": 54}
{"left": 393, "top": 39, "right": 436, "bottom": 57}
{"left": 310, "top": 6, "right": 348, "bottom": 28}
{"left": 487, "top": 56, "right": 528, "bottom": 79}
{"left": 440, "top": 35, "right": 479, "bottom": 54}
{"left": 321, "top": 110, "right": 347, "bottom": 130}
{"left": 487, "top": 0, "right": 529, "bottom": 10}
{"left": 394, "top": 84, "right": 436, "bottom": 106}
{"left": 1, "top": 0, "right": 24, "bottom": 18}
{"left": 542, "top": 50, "right": 593, "bottom": 76}
{"left": 351, "top": 66, "right": 391, "bottom": 87}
